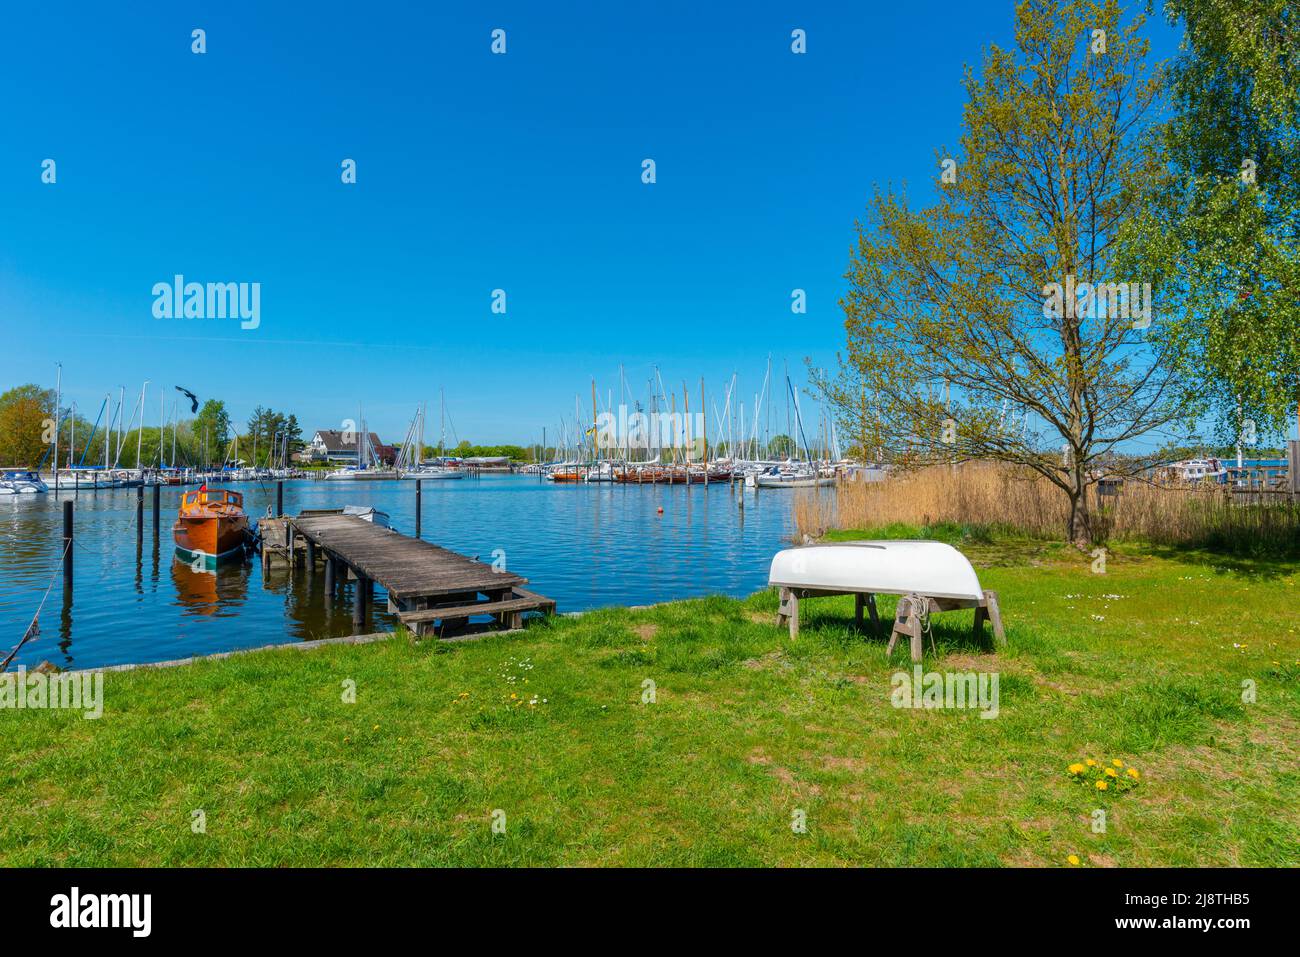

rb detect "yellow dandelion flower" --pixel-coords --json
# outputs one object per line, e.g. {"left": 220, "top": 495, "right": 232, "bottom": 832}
{"left": 1095, "top": 780, "right": 1108, "bottom": 790}
{"left": 1112, "top": 759, "right": 1124, "bottom": 768}
{"left": 1126, "top": 768, "right": 1140, "bottom": 779}
{"left": 1068, "top": 763, "right": 1085, "bottom": 774}
{"left": 1086, "top": 759, "right": 1097, "bottom": 767}
{"left": 1067, "top": 854, "right": 1080, "bottom": 866}
{"left": 1105, "top": 767, "right": 1119, "bottom": 778}
{"left": 510, "top": 693, "right": 517, "bottom": 699}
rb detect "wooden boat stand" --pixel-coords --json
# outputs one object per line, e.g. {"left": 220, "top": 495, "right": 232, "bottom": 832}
{"left": 775, "top": 586, "right": 1005, "bottom": 663}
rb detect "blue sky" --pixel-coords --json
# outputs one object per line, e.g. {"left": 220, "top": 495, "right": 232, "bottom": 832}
{"left": 0, "top": 1, "right": 1180, "bottom": 445}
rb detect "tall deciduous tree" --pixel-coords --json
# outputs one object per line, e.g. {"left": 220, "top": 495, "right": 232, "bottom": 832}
{"left": 0, "top": 385, "right": 54, "bottom": 467}
{"left": 1139, "top": 0, "right": 1299, "bottom": 442}
{"left": 193, "top": 400, "right": 231, "bottom": 464}
{"left": 821, "top": 0, "right": 1194, "bottom": 547}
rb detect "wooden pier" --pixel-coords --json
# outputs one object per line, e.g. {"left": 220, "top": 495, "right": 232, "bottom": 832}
{"left": 266, "top": 513, "right": 555, "bottom": 637}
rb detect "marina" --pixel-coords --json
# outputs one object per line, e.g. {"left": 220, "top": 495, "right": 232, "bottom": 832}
{"left": 0, "top": 474, "right": 804, "bottom": 670}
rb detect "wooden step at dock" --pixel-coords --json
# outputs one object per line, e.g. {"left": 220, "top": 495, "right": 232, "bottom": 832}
{"left": 398, "top": 593, "right": 552, "bottom": 636}
{"left": 512, "top": 587, "right": 557, "bottom": 615}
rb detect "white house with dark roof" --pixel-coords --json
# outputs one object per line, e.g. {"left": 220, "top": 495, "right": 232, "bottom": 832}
{"left": 307, "top": 429, "right": 393, "bottom": 464}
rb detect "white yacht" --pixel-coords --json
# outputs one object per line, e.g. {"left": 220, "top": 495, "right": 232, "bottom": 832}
{"left": 55, "top": 467, "right": 121, "bottom": 489}
{"left": 0, "top": 470, "right": 48, "bottom": 494}
{"left": 1164, "top": 458, "right": 1227, "bottom": 483}
{"left": 750, "top": 462, "right": 837, "bottom": 488}
{"left": 411, "top": 465, "right": 464, "bottom": 480}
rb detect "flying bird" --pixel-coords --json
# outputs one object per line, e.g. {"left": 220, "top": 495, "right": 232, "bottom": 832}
{"left": 175, "top": 386, "right": 199, "bottom": 414}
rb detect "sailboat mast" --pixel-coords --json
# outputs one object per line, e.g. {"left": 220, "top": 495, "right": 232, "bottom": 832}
{"left": 137, "top": 381, "right": 148, "bottom": 468}
{"left": 53, "top": 362, "right": 61, "bottom": 491}
{"left": 700, "top": 377, "right": 707, "bottom": 467}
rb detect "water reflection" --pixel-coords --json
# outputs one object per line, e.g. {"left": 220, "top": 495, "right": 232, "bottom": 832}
{"left": 170, "top": 554, "right": 250, "bottom": 617}
{"left": 58, "top": 583, "right": 73, "bottom": 666}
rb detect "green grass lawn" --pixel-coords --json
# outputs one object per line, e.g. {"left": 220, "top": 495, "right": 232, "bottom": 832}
{"left": 3, "top": 528, "right": 1298, "bottom": 867}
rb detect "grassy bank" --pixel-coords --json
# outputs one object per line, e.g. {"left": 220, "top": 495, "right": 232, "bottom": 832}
{"left": 3, "top": 533, "right": 1298, "bottom": 866}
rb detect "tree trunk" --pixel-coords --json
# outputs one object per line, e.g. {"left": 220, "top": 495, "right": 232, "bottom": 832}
{"left": 1066, "top": 465, "right": 1092, "bottom": 550}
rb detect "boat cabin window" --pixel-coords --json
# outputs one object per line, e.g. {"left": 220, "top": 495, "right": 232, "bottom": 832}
{"left": 183, "top": 489, "right": 243, "bottom": 507}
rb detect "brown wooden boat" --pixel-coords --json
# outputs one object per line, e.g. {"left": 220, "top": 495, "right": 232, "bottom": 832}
{"left": 172, "top": 488, "right": 249, "bottom": 568}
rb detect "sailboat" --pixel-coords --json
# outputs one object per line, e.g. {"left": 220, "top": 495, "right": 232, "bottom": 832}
{"left": 752, "top": 467, "right": 836, "bottom": 488}
{"left": 325, "top": 419, "right": 401, "bottom": 479}
{"left": 750, "top": 376, "right": 838, "bottom": 487}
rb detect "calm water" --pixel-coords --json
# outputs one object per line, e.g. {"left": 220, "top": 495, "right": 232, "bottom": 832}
{"left": 0, "top": 476, "right": 800, "bottom": 669}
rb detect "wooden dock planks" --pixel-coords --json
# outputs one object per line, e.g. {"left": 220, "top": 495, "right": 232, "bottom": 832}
{"left": 287, "top": 513, "right": 554, "bottom": 636}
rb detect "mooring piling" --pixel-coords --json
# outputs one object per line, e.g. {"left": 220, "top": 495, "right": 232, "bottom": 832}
{"left": 62, "top": 499, "right": 74, "bottom": 587}
{"left": 276, "top": 480, "right": 284, "bottom": 517}
{"left": 151, "top": 483, "right": 160, "bottom": 537}
{"left": 352, "top": 569, "right": 368, "bottom": 633}
{"left": 136, "top": 485, "right": 144, "bottom": 545}
{"left": 415, "top": 478, "right": 422, "bottom": 539}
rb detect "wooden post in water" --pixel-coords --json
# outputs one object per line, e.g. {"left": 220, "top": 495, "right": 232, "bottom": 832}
{"left": 136, "top": 486, "right": 144, "bottom": 545}
{"left": 286, "top": 524, "right": 295, "bottom": 571}
{"left": 152, "top": 483, "right": 160, "bottom": 537}
{"left": 62, "top": 499, "right": 74, "bottom": 587}
{"left": 276, "top": 480, "right": 284, "bottom": 517}
{"left": 305, "top": 538, "right": 316, "bottom": 569}
{"left": 324, "top": 553, "right": 335, "bottom": 594}
{"left": 353, "top": 569, "right": 368, "bottom": 633}
{"left": 415, "top": 479, "right": 422, "bottom": 539}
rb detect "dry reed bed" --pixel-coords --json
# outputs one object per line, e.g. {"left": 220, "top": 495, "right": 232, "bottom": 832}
{"left": 793, "top": 464, "right": 1300, "bottom": 554}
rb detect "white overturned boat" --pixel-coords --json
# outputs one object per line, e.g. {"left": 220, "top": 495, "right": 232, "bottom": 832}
{"left": 0, "top": 470, "right": 48, "bottom": 494}
{"left": 768, "top": 540, "right": 1004, "bottom": 659}
{"left": 770, "top": 540, "right": 984, "bottom": 601}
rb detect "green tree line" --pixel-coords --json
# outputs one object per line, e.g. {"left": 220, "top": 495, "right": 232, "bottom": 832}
{"left": 0, "top": 386, "right": 306, "bottom": 469}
